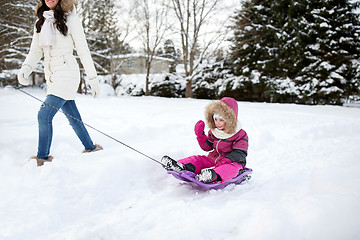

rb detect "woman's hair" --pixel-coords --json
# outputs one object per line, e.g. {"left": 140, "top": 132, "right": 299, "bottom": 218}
{"left": 35, "top": 0, "right": 68, "bottom": 36}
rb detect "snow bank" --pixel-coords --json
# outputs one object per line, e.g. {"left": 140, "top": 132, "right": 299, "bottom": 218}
{"left": 0, "top": 87, "right": 360, "bottom": 240}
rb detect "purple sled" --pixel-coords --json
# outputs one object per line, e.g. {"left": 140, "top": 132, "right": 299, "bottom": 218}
{"left": 167, "top": 168, "right": 252, "bottom": 190}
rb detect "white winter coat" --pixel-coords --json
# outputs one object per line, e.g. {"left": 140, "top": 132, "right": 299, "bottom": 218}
{"left": 22, "top": 11, "right": 97, "bottom": 100}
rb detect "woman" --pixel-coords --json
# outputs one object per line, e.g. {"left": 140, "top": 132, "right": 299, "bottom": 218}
{"left": 17, "top": 0, "right": 102, "bottom": 166}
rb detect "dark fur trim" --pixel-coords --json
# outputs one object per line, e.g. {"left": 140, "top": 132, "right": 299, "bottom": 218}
{"left": 205, "top": 101, "right": 237, "bottom": 134}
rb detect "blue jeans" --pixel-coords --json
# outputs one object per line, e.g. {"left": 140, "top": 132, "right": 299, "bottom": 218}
{"left": 37, "top": 94, "right": 95, "bottom": 159}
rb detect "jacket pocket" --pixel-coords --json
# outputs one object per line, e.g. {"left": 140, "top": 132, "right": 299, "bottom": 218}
{"left": 49, "top": 57, "right": 67, "bottom": 73}
{"left": 63, "top": 55, "right": 78, "bottom": 70}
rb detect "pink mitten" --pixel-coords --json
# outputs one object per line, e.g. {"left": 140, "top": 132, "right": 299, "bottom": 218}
{"left": 194, "top": 120, "right": 207, "bottom": 143}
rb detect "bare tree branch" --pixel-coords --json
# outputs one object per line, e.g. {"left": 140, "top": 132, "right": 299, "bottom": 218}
{"left": 170, "top": 0, "right": 223, "bottom": 97}
{"left": 133, "top": 0, "right": 170, "bottom": 95}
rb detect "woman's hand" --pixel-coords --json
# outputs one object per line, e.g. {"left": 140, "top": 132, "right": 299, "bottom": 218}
{"left": 89, "top": 77, "right": 100, "bottom": 98}
{"left": 17, "top": 65, "right": 32, "bottom": 86}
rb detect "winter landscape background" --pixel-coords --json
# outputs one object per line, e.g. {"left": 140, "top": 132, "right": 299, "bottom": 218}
{"left": 2, "top": 0, "right": 360, "bottom": 104}
{"left": 0, "top": 86, "right": 359, "bottom": 240}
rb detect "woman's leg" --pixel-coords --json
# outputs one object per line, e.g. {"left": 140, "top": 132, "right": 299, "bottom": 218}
{"left": 61, "top": 100, "right": 95, "bottom": 151}
{"left": 37, "top": 95, "right": 66, "bottom": 159}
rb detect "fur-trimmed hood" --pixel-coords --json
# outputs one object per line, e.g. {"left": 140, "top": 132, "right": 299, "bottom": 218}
{"left": 35, "top": 0, "right": 77, "bottom": 14}
{"left": 205, "top": 97, "right": 239, "bottom": 134}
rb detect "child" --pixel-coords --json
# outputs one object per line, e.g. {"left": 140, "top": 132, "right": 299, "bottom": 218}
{"left": 161, "top": 97, "right": 248, "bottom": 183}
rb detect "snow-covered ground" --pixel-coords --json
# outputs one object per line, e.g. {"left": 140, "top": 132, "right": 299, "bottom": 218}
{"left": 0, "top": 87, "right": 360, "bottom": 240}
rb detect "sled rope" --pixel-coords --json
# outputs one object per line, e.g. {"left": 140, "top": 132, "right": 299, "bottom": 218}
{"left": 13, "top": 86, "right": 163, "bottom": 166}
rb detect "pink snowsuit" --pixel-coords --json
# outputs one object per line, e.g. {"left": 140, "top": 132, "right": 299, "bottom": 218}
{"left": 178, "top": 97, "right": 249, "bottom": 183}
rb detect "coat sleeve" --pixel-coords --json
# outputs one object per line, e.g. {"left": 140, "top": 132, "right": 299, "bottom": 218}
{"left": 22, "top": 26, "right": 43, "bottom": 70}
{"left": 198, "top": 130, "right": 214, "bottom": 152}
{"left": 68, "top": 13, "right": 97, "bottom": 80}
{"left": 224, "top": 131, "right": 248, "bottom": 167}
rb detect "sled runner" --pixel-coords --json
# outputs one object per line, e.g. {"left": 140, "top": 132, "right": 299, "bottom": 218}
{"left": 167, "top": 168, "right": 252, "bottom": 190}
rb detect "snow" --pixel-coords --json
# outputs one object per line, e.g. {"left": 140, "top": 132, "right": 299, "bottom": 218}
{"left": 320, "top": 22, "right": 331, "bottom": 28}
{"left": 1, "top": 87, "right": 360, "bottom": 240}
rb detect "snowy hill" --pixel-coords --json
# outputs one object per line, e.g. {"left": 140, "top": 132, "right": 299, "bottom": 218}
{"left": 0, "top": 87, "right": 360, "bottom": 240}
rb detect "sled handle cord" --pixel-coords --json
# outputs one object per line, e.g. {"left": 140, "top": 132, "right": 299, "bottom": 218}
{"left": 12, "top": 86, "right": 163, "bottom": 166}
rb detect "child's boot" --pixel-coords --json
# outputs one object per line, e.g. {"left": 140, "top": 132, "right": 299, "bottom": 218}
{"left": 195, "top": 168, "right": 220, "bottom": 183}
{"left": 161, "top": 155, "right": 184, "bottom": 172}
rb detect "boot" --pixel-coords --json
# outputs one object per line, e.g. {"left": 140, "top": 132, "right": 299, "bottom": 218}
{"left": 83, "top": 144, "right": 103, "bottom": 153}
{"left": 31, "top": 155, "right": 54, "bottom": 167}
{"left": 195, "top": 168, "right": 219, "bottom": 183}
{"left": 161, "top": 155, "right": 184, "bottom": 172}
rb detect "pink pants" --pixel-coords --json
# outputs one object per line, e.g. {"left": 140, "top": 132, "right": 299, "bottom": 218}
{"left": 178, "top": 155, "right": 243, "bottom": 183}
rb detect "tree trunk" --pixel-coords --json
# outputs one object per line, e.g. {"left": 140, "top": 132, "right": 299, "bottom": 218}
{"left": 145, "top": 60, "right": 151, "bottom": 96}
{"left": 145, "top": 72, "right": 150, "bottom": 96}
{"left": 185, "top": 78, "right": 192, "bottom": 98}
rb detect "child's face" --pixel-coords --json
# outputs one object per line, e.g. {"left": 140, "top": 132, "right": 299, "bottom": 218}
{"left": 214, "top": 117, "right": 226, "bottom": 131}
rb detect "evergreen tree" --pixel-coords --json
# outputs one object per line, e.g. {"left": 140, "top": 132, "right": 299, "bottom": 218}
{"left": 162, "top": 39, "right": 177, "bottom": 59}
{"left": 230, "top": 0, "right": 283, "bottom": 101}
{"left": 230, "top": 0, "right": 360, "bottom": 104}
{"left": 296, "top": 0, "right": 360, "bottom": 104}
{"left": 0, "top": 0, "right": 37, "bottom": 75}
{"left": 159, "top": 39, "right": 178, "bottom": 73}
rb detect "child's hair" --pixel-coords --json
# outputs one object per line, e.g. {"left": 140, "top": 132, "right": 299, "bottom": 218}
{"left": 35, "top": 0, "right": 68, "bottom": 36}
